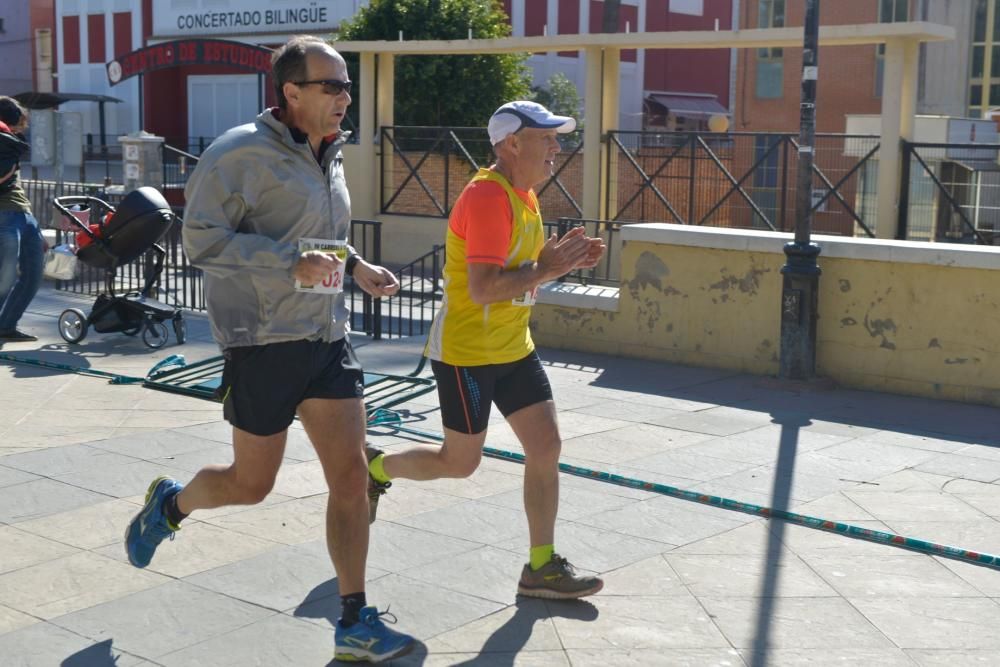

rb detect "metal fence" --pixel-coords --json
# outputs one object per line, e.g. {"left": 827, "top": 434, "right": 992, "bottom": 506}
{"left": 606, "top": 131, "right": 881, "bottom": 237}
{"left": 898, "top": 141, "right": 1000, "bottom": 244}
{"left": 546, "top": 218, "right": 632, "bottom": 287}
{"left": 379, "top": 126, "right": 584, "bottom": 219}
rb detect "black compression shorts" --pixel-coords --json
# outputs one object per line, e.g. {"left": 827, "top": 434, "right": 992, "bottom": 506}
{"left": 431, "top": 351, "right": 553, "bottom": 434}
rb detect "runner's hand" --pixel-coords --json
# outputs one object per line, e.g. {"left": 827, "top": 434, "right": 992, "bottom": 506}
{"left": 536, "top": 226, "right": 591, "bottom": 280}
{"left": 293, "top": 250, "right": 339, "bottom": 286}
{"left": 354, "top": 260, "right": 400, "bottom": 298}
{"left": 574, "top": 237, "right": 606, "bottom": 270}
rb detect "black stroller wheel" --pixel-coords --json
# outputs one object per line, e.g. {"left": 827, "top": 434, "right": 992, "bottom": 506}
{"left": 172, "top": 315, "right": 187, "bottom": 345}
{"left": 142, "top": 319, "right": 169, "bottom": 349}
{"left": 58, "top": 309, "right": 89, "bottom": 344}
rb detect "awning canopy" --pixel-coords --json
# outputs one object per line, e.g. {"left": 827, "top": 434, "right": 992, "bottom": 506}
{"left": 13, "top": 92, "right": 124, "bottom": 109}
{"left": 644, "top": 92, "right": 729, "bottom": 119}
{"left": 952, "top": 158, "right": 1000, "bottom": 173}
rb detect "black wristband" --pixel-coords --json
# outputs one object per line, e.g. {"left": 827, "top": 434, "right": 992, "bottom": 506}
{"left": 345, "top": 253, "right": 361, "bottom": 276}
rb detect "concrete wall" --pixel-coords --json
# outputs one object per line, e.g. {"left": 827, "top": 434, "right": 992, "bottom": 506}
{"left": 531, "top": 224, "right": 1000, "bottom": 407}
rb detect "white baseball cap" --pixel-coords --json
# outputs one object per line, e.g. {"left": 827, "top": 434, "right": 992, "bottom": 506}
{"left": 487, "top": 101, "right": 576, "bottom": 145}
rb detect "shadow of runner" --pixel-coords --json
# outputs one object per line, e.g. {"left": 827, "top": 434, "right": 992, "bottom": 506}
{"left": 747, "top": 412, "right": 808, "bottom": 667}
{"left": 61, "top": 638, "right": 119, "bottom": 667}
{"left": 429, "top": 598, "right": 598, "bottom": 667}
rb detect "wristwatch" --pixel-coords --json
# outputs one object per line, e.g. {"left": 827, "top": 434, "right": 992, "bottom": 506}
{"left": 345, "top": 253, "right": 361, "bottom": 276}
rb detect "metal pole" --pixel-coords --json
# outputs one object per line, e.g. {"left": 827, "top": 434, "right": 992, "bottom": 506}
{"left": 778, "top": 0, "right": 821, "bottom": 380}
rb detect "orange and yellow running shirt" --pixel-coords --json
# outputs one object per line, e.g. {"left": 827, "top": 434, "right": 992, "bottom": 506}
{"left": 425, "top": 168, "right": 544, "bottom": 366}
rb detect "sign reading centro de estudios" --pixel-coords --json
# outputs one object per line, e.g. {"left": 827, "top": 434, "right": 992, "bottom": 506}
{"left": 106, "top": 39, "right": 273, "bottom": 85}
{"left": 153, "top": 0, "right": 349, "bottom": 37}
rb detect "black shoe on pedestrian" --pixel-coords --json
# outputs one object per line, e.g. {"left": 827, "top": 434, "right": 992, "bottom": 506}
{"left": 0, "top": 329, "right": 37, "bottom": 342}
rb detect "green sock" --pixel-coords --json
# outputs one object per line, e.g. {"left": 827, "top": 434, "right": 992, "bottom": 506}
{"left": 530, "top": 544, "right": 554, "bottom": 571}
{"left": 369, "top": 453, "right": 391, "bottom": 484}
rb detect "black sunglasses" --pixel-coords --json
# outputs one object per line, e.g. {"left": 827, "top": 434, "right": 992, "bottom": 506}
{"left": 293, "top": 79, "right": 352, "bottom": 95}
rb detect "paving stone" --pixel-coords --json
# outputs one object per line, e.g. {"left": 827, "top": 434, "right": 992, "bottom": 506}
{"left": 772, "top": 520, "right": 919, "bottom": 558}
{"left": 736, "top": 648, "right": 914, "bottom": 666}
{"left": 914, "top": 454, "right": 1000, "bottom": 483}
{"left": 707, "top": 466, "right": 865, "bottom": 504}
{"left": 560, "top": 423, "right": 715, "bottom": 465}
{"left": 851, "top": 597, "right": 1000, "bottom": 649}
{"left": 395, "top": 499, "right": 527, "bottom": 545}
{"left": 367, "top": 521, "right": 481, "bottom": 573}
{"left": 0, "top": 525, "right": 79, "bottom": 574}
{"left": 53, "top": 460, "right": 192, "bottom": 499}
{"left": 200, "top": 495, "right": 328, "bottom": 544}
{"left": 0, "top": 623, "right": 149, "bottom": 667}
{"left": 801, "top": 554, "right": 981, "bottom": 598}
{"left": 567, "top": 648, "right": 745, "bottom": 666}
{"left": 51, "top": 580, "right": 274, "bottom": 659}
{"left": 672, "top": 520, "right": 784, "bottom": 557}
{"left": 185, "top": 540, "right": 386, "bottom": 613}
{"left": 96, "top": 521, "right": 280, "bottom": 578}
{"left": 398, "top": 650, "right": 571, "bottom": 666}
{"left": 651, "top": 406, "right": 775, "bottom": 437}
{"left": 479, "top": 480, "right": 639, "bottom": 522}
{"left": 0, "top": 465, "right": 40, "bottom": 489}
{"left": 905, "top": 649, "right": 1000, "bottom": 665}
{"left": 592, "top": 554, "right": 689, "bottom": 597}
{"left": 666, "top": 553, "right": 838, "bottom": 598}
{"left": 494, "top": 520, "right": 672, "bottom": 573}
{"left": 421, "top": 599, "right": 561, "bottom": 653}
{"left": 158, "top": 610, "right": 335, "bottom": 666}
{"left": 401, "top": 545, "right": 530, "bottom": 605}
{"left": 0, "top": 478, "right": 109, "bottom": 524}
{"left": 701, "top": 596, "right": 895, "bottom": 649}
{"left": 0, "top": 551, "right": 168, "bottom": 619}
{"left": 1, "top": 443, "right": 140, "bottom": 476}
{"left": 0, "top": 603, "right": 39, "bottom": 635}
{"left": 86, "top": 429, "right": 223, "bottom": 460}
{"left": 14, "top": 498, "right": 146, "bottom": 550}
{"left": 551, "top": 594, "right": 730, "bottom": 650}
{"left": 844, "top": 490, "right": 990, "bottom": 523}
{"left": 297, "top": 573, "right": 504, "bottom": 640}
{"left": 575, "top": 494, "right": 752, "bottom": 547}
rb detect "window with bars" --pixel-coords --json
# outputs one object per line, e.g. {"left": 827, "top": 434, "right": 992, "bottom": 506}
{"left": 755, "top": 0, "right": 785, "bottom": 99}
{"left": 874, "top": 0, "right": 910, "bottom": 97}
{"left": 969, "top": 0, "right": 1000, "bottom": 118}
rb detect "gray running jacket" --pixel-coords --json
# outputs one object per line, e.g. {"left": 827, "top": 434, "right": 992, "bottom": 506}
{"left": 183, "top": 109, "right": 355, "bottom": 349}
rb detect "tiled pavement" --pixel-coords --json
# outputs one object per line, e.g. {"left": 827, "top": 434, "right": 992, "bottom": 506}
{"left": 1, "top": 286, "right": 1000, "bottom": 666}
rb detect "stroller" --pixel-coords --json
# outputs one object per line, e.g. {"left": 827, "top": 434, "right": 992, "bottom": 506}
{"left": 52, "top": 187, "right": 186, "bottom": 349}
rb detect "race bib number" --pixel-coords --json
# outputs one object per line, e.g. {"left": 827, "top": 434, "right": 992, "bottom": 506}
{"left": 512, "top": 286, "right": 538, "bottom": 306}
{"left": 294, "top": 238, "right": 347, "bottom": 294}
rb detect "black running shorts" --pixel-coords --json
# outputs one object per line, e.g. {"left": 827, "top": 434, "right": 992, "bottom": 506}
{"left": 218, "top": 338, "right": 364, "bottom": 436}
{"left": 431, "top": 351, "right": 553, "bottom": 435}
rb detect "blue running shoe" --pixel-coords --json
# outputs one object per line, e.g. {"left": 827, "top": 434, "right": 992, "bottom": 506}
{"left": 125, "top": 476, "right": 183, "bottom": 568}
{"left": 334, "top": 606, "right": 414, "bottom": 663}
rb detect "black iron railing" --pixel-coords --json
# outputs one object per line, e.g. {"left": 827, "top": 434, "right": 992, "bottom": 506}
{"left": 162, "top": 144, "right": 200, "bottom": 190}
{"left": 545, "top": 218, "right": 631, "bottom": 287}
{"left": 380, "top": 244, "right": 444, "bottom": 339}
{"left": 379, "top": 126, "right": 583, "bottom": 220}
{"left": 606, "top": 131, "right": 880, "bottom": 237}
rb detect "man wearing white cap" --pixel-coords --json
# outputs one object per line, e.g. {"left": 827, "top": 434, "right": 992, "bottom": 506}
{"left": 367, "top": 101, "right": 606, "bottom": 599}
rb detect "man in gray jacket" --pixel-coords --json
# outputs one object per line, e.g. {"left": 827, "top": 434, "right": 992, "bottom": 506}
{"left": 124, "top": 35, "right": 413, "bottom": 663}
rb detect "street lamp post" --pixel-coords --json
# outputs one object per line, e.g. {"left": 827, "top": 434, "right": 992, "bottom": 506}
{"left": 779, "top": 0, "right": 821, "bottom": 380}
